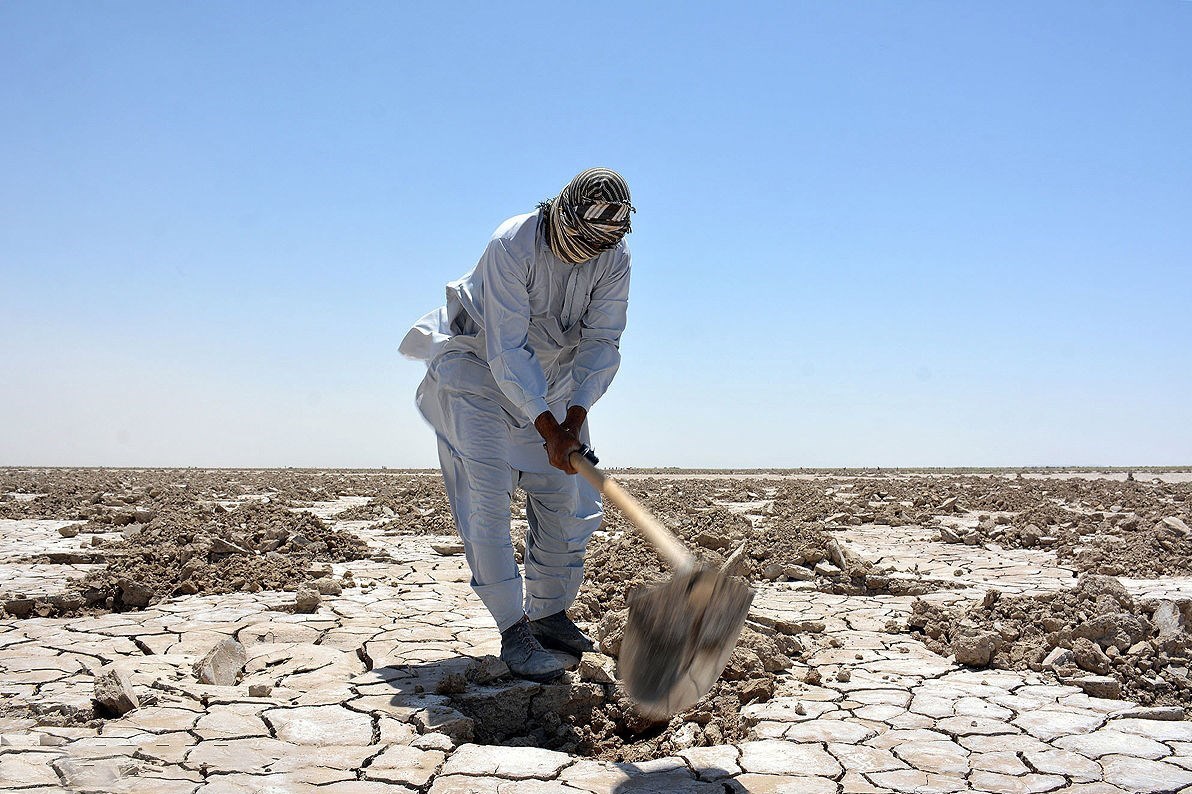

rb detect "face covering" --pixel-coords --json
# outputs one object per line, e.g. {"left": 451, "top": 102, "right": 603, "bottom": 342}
{"left": 542, "top": 168, "right": 634, "bottom": 265}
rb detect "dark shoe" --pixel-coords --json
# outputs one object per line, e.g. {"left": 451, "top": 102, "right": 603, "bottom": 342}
{"left": 529, "top": 611, "right": 596, "bottom": 657}
{"left": 500, "top": 619, "right": 566, "bottom": 682}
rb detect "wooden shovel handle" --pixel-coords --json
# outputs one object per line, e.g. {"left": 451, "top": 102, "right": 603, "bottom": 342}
{"left": 570, "top": 452, "right": 695, "bottom": 572}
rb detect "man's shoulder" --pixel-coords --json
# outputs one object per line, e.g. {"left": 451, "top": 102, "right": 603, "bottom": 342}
{"left": 490, "top": 212, "right": 540, "bottom": 244}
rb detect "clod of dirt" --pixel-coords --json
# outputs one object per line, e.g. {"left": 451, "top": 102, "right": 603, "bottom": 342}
{"left": 294, "top": 585, "right": 321, "bottom": 614}
{"left": 92, "top": 667, "right": 139, "bottom": 717}
{"left": 192, "top": 638, "right": 248, "bottom": 686}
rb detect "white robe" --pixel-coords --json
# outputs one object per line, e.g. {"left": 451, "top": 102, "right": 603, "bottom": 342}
{"left": 401, "top": 211, "right": 630, "bottom": 629}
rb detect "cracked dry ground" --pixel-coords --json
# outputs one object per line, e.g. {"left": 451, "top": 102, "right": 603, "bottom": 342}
{"left": 3, "top": 469, "right": 1192, "bottom": 793}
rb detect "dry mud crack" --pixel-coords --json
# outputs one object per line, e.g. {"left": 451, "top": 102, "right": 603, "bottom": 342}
{"left": 2, "top": 467, "right": 1192, "bottom": 793}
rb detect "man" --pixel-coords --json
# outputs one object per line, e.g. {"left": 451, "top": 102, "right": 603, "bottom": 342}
{"left": 400, "top": 168, "right": 633, "bottom": 682}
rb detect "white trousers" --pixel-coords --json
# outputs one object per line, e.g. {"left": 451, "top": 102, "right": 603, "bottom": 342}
{"left": 422, "top": 354, "right": 602, "bottom": 632}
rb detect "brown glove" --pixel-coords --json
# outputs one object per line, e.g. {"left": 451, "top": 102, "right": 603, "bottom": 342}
{"left": 535, "top": 409, "right": 582, "bottom": 474}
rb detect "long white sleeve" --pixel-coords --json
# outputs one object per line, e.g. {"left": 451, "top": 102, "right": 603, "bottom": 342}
{"left": 475, "top": 237, "right": 552, "bottom": 422}
{"left": 569, "top": 250, "right": 631, "bottom": 411}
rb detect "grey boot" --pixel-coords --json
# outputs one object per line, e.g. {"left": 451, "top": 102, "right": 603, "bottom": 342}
{"left": 529, "top": 611, "right": 596, "bottom": 657}
{"left": 500, "top": 619, "right": 566, "bottom": 682}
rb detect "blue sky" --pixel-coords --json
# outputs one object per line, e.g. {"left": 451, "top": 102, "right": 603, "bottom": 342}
{"left": 1, "top": 1, "right": 1189, "bottom": 468}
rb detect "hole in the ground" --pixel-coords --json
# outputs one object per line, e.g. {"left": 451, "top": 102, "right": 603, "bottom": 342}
{"left": 371, "top": 645, "right": 797, "bottom": 762}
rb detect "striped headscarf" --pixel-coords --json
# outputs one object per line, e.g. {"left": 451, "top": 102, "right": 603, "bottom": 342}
{"left": 540, "top": 168, "right": 634, "bottom": 265}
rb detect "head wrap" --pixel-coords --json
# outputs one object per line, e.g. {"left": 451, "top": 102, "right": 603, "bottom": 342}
{"left": 540, "top": 168, "right": 634, "bottom": 265}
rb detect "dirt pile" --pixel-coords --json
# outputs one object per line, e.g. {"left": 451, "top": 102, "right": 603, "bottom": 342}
{"left": 4, "top": 499, "right": 373, "bottom": 618}
{"left": 335, "top": 478, "right": 456, "bottom": 535}
{"left": 445, "top": 620, "right": 808, "bottom": 761}
{"left": 930, "top": 477, "right": 1192, "bottom": 578}
{"left": 908, "top": 575, "right": 1192, "bottom": 708}
{"left": 574, "top": 478, "right": 939, "bottom": 619}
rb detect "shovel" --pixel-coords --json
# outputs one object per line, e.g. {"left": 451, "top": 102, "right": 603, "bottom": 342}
{"left": 570, "top": 446, "right": 755, "bottom": 720}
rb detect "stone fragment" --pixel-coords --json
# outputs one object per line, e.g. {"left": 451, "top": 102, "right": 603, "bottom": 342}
{"left": 578, "top": 653, "right": 615, "bottom": 684}
{"left": 93, "top": 666, "right": 140, "bottom": 716}
{"left": 192, "top": 638, "right": 248, "bottom": 686}
{"left": 465, "top": 654, "right": 510, "bottom": 685}
{"left": 248, "top": 683, "right": 273, "bottom": 697}
{"left": 596, "top": 609, "right": 628, "bottom": 657}
{"left": 1119, "top": 705, "right": 1184, "bottom": 721}
{"left": 1070, "top": 637, "right": 1112, "bottom": 675}
{"left": 413, "top": 705, "right": 474, "bottom": 743}
{"left": 1067, "top": 675, "right": 1121, "bottom": 699}
{"left": 432, "top": 541, "right": 465, "bottom": 555}
{"left": 312, "top": 576, "right": 343, "bottom": 595}
{"left": 749, "top": 615, "right": 824, "bottom": 635}
{"left": 294, "top": 585, "right": 321, "bottom": 613}
{"left": 1041, "top": 647, "right": 1074, "bottom": 667}
{"left": 412, "top": 731, "right": 455, "bottom": 751}
{"left": 1152, "top": 600, "right": 1184, "bottom": 636}
{"left": 210, "top": 537, "right": 251, "bottom": 554}
{"left": 116, "top": 577, "right": 154, "bottom": 608}
{"left": 57, "top": 524, "right": 81, "bottom": 537}
{"left": 1159, "top": 516, "right": 1191, "bottom": 535}
{"left": 952, "top": 630, "right": 1000, "bottom": 667}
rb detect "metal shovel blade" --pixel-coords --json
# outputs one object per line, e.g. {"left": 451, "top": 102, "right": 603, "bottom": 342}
{"left": 618, "top": 566, "right": 755, "bottom": 720}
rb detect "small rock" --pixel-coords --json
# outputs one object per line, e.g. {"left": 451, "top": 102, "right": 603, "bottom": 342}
{"left": 1159, "top": 516, "right": 1191, "bottom": 536}
{"left": 1041, "top": 647, "right": 1074, "bottom": 668}
{"left": 596, "top": 609, "right": 628, "bottom": 657}
{"left": 248, "top": 684, "right": 273, "bottom": 698}
{"left": 431, "top": 541, "right": 465, "bottom": 556}
{"left": 1153, "top": 601, "right": 1184, "bottom": 637}
{"left": 210, "top": 537, "right": 251, "bottom": 555}
{"left": 577, "top": 654, "right": 615, "bottom": 684}
{"left": 670, "top": 722, "right": 701, "bottom": 749}
{"left": 1071, "top": 637, "right": 1111, "bottom": 675}
{"left": 192, "top": 638, "right": 247, "bottom": 686}
{"left": 412, "top": 732, "right": 455, "bottom": 751}
{"left": 785, "top": 566, "right": 815, "bottom": 581}
{"left": 116, "top": 578, "right": 153, "bottom": 608}
{"left": 836, "top": 668, "right": 852, "bottom": 682}
{"left": 57, "top": 524, "right": 81, "bottom": 538}
{"left": 93, "top": 666, "right": 139, "bottom": 716}
{"left": 312, "top": 577, "right": 342, "bottom": 596}
{"left": 1068, "top": 675, "right": 1121, "bottom": 699}
{"left": 952, "top": 631, "right": 1001, "bottom": 667}
{"left": 294, "top": 585, "right": 321, "bottom": 614}
{"left": 814, "top": 560, "right": 841, "bottom": 577}
{"left": 465, "top": 655, "right": 510, "bottom": 685}
{"left": 1120, "top": 705, "right": 1185, "bottom": 720}
{"left": 434, "top": 673, "right": 468, "bottom": 695}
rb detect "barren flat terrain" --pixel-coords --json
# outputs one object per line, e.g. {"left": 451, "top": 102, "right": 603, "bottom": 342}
{"left": 2, "top": 467, "right": 1192, "bottom": 793}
